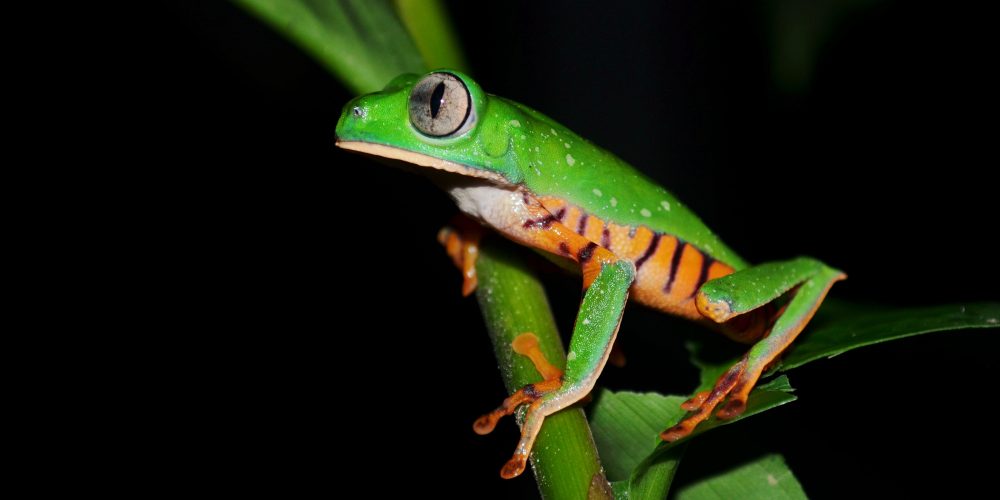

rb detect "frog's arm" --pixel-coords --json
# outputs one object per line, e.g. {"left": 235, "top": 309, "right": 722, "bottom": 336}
{"left": 470, "top": 195, "right": 636, "bottom": 478}
{"left": 662, "top": 258, "right": 846, "bottom": 440}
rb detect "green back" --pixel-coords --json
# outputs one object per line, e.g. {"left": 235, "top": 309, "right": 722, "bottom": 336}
{"left": 336, "top": 71, "right": 748, "bottom": 269}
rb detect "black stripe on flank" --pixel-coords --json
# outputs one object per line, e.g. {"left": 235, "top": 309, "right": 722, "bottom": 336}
{"left": 577, "top": 214, "right": 589, "bottom": 235}
{"left": 522, "top": 214, "right": 557, "bottom": 229}
{"left": 555, "top": 207, "right": 567, "bottom": 222}
{"left": 690, "top": 255, "right": 715, "bottom": 298}
{"left": 634, "top": 233, "right": 661, "bottom": 270}
{"left": 578, "top": 242, "right": 598, "bottom": 263}
{"left": 664, "top": 241, "right": 687, "bottom": 293}
{"left": 601, "top": 228, "right": 611, "bottom": 249}
{"left": 558, "top": 242, "right": 571, "bottom": 255}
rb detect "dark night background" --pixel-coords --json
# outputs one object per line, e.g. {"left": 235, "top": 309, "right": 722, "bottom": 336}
{"left": 146, "top": 1, "right": 996, "bottom": 497}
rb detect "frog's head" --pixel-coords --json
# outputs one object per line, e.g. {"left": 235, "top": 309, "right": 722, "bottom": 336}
{"left": 335, "top": 71, "right": 527, "bottom": 186}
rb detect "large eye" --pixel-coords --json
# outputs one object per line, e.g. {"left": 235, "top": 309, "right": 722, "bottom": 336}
{"left": 408, "top": 73, "right": 473, "bottom": 137}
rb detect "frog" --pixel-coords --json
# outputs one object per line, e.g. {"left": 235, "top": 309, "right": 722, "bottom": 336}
{"left": 335, "top": 70, "right": 845, "bottom": 479}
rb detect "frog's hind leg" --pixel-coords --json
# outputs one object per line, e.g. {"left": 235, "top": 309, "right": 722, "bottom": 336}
{"left": 437, "top": 214, "right": 483, "bottom": 296}
{"left": 661, "top": 258, "right": 845, "bottom": 442}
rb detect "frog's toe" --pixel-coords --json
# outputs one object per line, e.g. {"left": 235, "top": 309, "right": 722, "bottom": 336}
{"left": 437, "top": 216, "right": 482, "bottom": 297}
{"left": 472, "top": 378, "right": 562, "bottom": 436}
{"left": 715, "top": 397, "right": 748, "bottom": 420}
{"left": 501, "top": 456, "right": 528, "bottom": 480}
{"left": 660, "top": 359, "right": 747, "bottom": 442}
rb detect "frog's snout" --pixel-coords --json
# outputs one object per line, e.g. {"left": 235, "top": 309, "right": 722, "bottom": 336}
{"left": 335, "top": 96, "right": 371, "bottom": 144}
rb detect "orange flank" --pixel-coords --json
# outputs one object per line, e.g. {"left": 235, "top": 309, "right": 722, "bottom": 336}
{"left": 539, "top": 196, "right": 736, "bottom": 321}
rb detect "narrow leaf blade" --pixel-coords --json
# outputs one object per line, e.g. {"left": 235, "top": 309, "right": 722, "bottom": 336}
{"left": 782, "top": 301, "right": 1000, "bottom": 371}
{"left": 674, "top": 454, "right": 807, "bottom": 500}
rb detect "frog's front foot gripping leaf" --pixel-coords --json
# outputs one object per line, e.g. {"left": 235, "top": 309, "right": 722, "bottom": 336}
{"left": 475, "top": 260, "right": 635, "bottom": 478}
{"left": 438, "top": 215, "right": 483, "bottom": 297}
{"left": 661, "top": 258, "right": 846, "bottom": 441}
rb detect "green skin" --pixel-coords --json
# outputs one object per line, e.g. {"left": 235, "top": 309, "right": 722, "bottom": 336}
{"left": 335, "top": 70, "right": 843, "bottom": 478}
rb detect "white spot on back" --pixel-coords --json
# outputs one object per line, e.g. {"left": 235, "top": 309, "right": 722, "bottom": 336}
{"left": 566, "top": 154, "right": 576, "bottom": 166}
{"left": 767, "top": 474, "right": 778, "bottom": 486}
{"left": 987, "top": 318, "right": 998, "bottom": 324}
{"left": 567, "top": 351, "right": 577, "bottom": 361}
{"left": 550, "top": 128, "right": 558, "bottom": 136}
{"left": 564, "top": 142, "right": 571, "bottom": 148}
{"left": 534, "top": 146, "right": 540, "bottom": 152}
{"left": 582, "top": 318, "right": 591, "bottom": 325}
{"left": 592, "top": 189, "right": 602, "bottom": 197}
{"left": 610, "top": 197, "right": 618, "bottom": 207}
{"left": 640, "top": 208, "right": 652, "bottom": 217}
{"left": 661, "top": 200, "right": 671, "bottom": 211}
{"left": 509, "top": 119, "right": 521, "bottom": 127}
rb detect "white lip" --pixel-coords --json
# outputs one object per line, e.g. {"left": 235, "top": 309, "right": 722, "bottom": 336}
{"left": 335, "top": 140, "right": 510, "bottom": 185}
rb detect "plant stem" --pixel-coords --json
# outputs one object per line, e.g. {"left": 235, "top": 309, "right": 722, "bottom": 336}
{"left": 474, "top": 240, "right": 611, "bottom": 499}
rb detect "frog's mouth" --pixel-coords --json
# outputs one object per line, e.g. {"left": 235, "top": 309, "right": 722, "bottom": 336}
{"left": 336, "top": 140, "right": 511, "bottom": 186}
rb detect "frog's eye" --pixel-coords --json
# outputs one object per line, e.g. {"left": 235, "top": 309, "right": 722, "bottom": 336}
{"left": 408, "top": 73, "right": 473, "bottom": 137}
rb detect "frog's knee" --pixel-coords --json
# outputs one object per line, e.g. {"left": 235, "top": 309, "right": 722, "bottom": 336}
{"left": 696, "top": 292, "right": 733, "bottom": 323}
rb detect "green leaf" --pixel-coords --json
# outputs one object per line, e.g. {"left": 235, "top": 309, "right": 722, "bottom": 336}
{"left": 394, "top": 0, "right": 468, "bottom": 72}
{"left": 589, "top": 378, "right": 796, "bottom": 499}
{"left": 673, "top": 454, "right": 807, "bottom": 500}
{"left": 781, "top": 300, "right": 1000, "bottom": 371}
{"left": 234, "top": 0, "right": 425, "bottom": 94}
{"left": 589, "top": 390, "right": 687, "bottom": 482}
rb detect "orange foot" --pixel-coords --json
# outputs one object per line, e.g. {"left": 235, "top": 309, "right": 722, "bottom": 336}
{"left": 660, "top": 356, "right": 750, "bottom": 442}
{"left": 437, "top": 215, "right": 482, "bottom": 297}
{"left": 473, "top": 333, "right": 563, "bottom": 437}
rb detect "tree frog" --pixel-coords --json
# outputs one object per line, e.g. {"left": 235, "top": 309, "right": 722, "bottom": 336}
{"left": 335, "top": 71, "right": 845, "bottom": 479}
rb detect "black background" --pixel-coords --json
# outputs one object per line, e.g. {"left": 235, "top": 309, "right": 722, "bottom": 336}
{"left": 149, "top": 1, "right": 996, "bottom": 497}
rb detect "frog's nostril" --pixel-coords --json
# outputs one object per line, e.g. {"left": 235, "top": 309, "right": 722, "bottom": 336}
{"left": 352, "top": 106, "right": 366, "bottom": 119}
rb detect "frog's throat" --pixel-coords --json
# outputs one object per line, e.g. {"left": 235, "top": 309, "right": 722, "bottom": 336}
{"left": 336, "top": 140, "right": 511, "bottom": 185}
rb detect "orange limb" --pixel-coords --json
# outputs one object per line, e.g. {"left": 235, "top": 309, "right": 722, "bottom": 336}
{"left": 437, "top": 215, "right": 482, "bottom": 296}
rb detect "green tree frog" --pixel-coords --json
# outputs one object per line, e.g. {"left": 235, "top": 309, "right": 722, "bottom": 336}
{"left": 335, "top": 71, "right": 844, "bottom": 479}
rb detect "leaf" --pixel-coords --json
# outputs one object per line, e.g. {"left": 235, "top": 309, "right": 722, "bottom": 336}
{"left": 393, "top": 0, "right": 468, "bottom": 71}
{"left": 589, "top": 390, "right": 687, "bottom": 482}
{"left": 234, "top": 0, "right": 425, "bottom": 94}
{"left": 673, "top": 454, "right": 806, "bottom": 500}
{"left": 781, "top": 301, "right": 1000, "bottom": 371}
{"left": 589, "top": 378, "right": 796, "bottom": 499}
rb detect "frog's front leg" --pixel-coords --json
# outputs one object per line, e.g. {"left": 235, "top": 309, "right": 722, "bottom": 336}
{"left": 469, "top": 190, "right": 636, "bottom": 479}
{"left": 437, "top": 214, "right": 483, "bottom": 296}
{"left": 662, "top": 257, "right": 845, "bottom": 441}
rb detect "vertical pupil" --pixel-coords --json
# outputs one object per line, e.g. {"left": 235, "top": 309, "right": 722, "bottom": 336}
{"left": 430, "top": 81, "right": 446, "bottom": 118}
